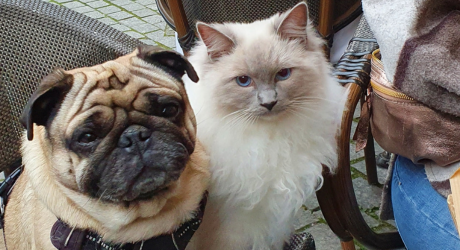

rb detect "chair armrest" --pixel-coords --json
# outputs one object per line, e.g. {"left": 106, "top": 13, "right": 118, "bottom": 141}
{"left": 316, "top": 17, "right": 404, "bottom": 249}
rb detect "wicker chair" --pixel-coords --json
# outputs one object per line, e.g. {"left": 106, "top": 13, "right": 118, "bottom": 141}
{"left": 0, "top": 0, "right": 143, "bottom": 176}
{"left": 158, "top": 1, "right": 405, "bottom": 249}
{"left": 156, "top": 0, "right": 362, "bottom": 56}
{"left": 316, "top": 17, "right": 405, "bottom": 250}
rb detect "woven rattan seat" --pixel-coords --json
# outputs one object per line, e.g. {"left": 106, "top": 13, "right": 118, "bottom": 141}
{"left": 0, "top": 0, "right": 143, "bottom": 173}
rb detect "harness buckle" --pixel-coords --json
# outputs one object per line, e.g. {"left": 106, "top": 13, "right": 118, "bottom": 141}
{"left": 0, "top": 196, "right": 4, "bottom": 217}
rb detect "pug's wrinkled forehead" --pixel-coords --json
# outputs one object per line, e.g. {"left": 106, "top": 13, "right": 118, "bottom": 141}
{"left": 21, "top": 45, "right": 199, "bottom": 148}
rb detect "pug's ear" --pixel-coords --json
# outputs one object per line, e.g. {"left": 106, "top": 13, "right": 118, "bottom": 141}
{"left": 21, "top": 69, "right": 73, "bottom": 141}
{"left": 137, "top": 45, "right": 199, "bottom": 83}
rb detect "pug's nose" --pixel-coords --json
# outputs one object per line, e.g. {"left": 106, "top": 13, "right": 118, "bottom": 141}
{"left": 118, "top": 125, "right": 152, "bottom": 148}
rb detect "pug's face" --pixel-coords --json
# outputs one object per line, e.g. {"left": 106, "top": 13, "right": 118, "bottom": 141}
{"left": 21, "top": 45, "right": 200, "bottom": 204}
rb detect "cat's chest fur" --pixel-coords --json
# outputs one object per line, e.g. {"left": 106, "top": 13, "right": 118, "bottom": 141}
{"left": 190, "top": 114, "right": 335, "bottom": 249}
{"left": 204, "top": 125, "right": 323, "bottom": 207}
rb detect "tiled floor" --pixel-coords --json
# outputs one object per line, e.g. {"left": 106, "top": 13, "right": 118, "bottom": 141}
{"left": 47, "top": 0, "right": 176, "bottom": 49}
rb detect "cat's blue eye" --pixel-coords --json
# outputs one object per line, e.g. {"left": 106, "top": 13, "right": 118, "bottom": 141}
{"left": 275, "top": 68, "right": 291, "bottom": 81}
{"left": 236, "top": 76, "right": 252, "bottom": 87}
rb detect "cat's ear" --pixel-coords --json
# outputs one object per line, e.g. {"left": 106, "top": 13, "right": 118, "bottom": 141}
{"left": 277, "top": 2, "right": 309, "bottom": 42}
{"left": 196, "top": 22, "right": 235, "bottom": 59}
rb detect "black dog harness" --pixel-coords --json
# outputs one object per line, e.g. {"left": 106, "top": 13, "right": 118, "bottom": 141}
{"left": 0, "top": 167, "right": 207, "bottom": 250}
{"left": 0, "top": 166, "right": 22, "bottom": 229}
{"left": 50, "top": 195, "right": 207, "bottom": 250}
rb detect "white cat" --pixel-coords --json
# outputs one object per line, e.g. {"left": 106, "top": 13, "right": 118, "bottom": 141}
{"left": 184, "top": 2, "right": 346, "bottom": 249}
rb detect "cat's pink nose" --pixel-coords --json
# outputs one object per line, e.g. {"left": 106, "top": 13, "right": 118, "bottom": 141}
{"left": 261, "top": 101, "right": 277, "bottom": 111}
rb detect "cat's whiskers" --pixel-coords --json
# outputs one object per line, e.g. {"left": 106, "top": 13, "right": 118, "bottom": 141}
{"left": 221, "top": 109, "right": 247, "bottom": 121}
{"left": 285, "top": 106, "right": 317, "bottom": 122}
{"left": 292, "top": 96, "right": 341, "bottom": 104}
{"left": 244, "top": 113, "right": 259, "bottom": 130}
{"left": 239, "top": 111, "right": 257, "bottom": 131}
{"left": 224, "top": 110, "right": 251, "bottom": 130}
{"left": 223, "top": 109, "right": 261, "bottom": 132}
{"left": 286, "top": 101, "right": 318, "bottom": 111}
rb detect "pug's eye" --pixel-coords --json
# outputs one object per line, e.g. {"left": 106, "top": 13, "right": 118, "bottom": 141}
{"left": 161, "top": 104, "right": 179, "bottom": 118}
{"left": 78, "top": 133, "right": 97, "bottom": 144}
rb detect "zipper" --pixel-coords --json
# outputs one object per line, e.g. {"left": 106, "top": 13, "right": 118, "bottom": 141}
{"left": 371, "top": 49, "right": 414, "bottom": 101}
{"left": 370, "top": 80, "right": 414, "bottom": 100}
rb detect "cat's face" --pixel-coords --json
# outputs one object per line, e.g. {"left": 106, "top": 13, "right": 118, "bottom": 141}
{"left": 193, "top": 2, "right": 328, "bottom": 122}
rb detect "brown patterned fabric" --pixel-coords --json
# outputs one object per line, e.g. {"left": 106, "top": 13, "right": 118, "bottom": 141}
{"left": 0, "top": 0, "right": 143, "bottom": 171}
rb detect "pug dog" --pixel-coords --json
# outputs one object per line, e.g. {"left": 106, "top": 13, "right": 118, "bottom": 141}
{"left": 3, "top": 45, "right": 210, "bottom": 250}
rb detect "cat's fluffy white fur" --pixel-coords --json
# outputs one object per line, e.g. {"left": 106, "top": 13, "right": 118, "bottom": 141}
{"left": 184, "top": 3, "right": 346, "bottom": 249}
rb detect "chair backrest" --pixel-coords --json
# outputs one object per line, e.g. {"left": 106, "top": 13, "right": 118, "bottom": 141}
{"left": 156, "top": 0, "right": 361, "bottom": 53}
{"left": 316, "top": 17, "right": 405, "bottom": 249}
{"left": 0, "top": 0, "right": 143, "bottom": 172}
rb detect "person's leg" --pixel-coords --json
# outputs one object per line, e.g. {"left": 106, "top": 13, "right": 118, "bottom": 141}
{"left": 391, "top": 155, "right": 460, "bottom": 249}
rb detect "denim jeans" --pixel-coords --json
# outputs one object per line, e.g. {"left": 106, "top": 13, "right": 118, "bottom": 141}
{"left": 392, "top": 156, "right": 460, "bottom": 249}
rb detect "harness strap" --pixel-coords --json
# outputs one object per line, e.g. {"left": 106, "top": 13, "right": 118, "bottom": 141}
{"left": 51, "top": 192, "right": 207, "bottom": 250}
{"left": 0, "top": 166, "right": 23, "bottom": 229}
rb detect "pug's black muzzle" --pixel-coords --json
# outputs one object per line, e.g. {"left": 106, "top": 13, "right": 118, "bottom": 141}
{"left": 86, "top": 124, "right": 190, "bottom": 203}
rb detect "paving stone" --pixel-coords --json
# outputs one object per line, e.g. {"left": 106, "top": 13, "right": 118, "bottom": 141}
{"left": 97, "top": 17, "right": 118, "bottom": 25}
{"left": 351, "top": 119, "right": 358, "bottom": 137}
{"left": 145, "top": 30, "right": 176, "bottom": 49}
{"left": 145, "top": 29, "right": 164, "bottom": 40}
{"left": 124, "top": 31, "right": 145, "bottom": 39}
{"left": 142, "top": 15, "right": 165, "bottom": 25}
{"left": 132, "top": 8, "right": 157, "bottom": 18}
{"left": 72, "top": 6, "right": 94, "bottom": 13}
{"left": 52, "top": 0, "right": 73, "bottom": 3}
{"left": 361, "top": 211, "right": 380, "bottom": 228}
{"left": 350, "top": 143, "right": 365, "bottom": 161}
{"left": 107, "top": 11, "right": 133, "bottom": 20}
{"left": 110, "top": 0, "right": 134, "bottom": 6}
{"left": 111, "top": 23, "right": 131, "bottom": 32}
{"left": 119, "top": 17, "right": 147, "bottom": 27}
{"left": 304, "top": 223, "right": 342, "bottom": 250}
{"left": 121, "top": 2, "right": 145, "bottom": 11}
{"left": 374, "top": 224, "right": 399, "bottom": 234}
{"left": 354, "top": 102, "right": 361, "bottom": 118}
{"left": 138, "top": 39, "right": 159, "bottom": 46}
{"left": 132, "top": 23, "right": 159, "bottom": 34}
{"left": 352, "top": 177, "right": 382, "bottom": 210}
{"left": 62, "top": 1, "right": 85, "bottom": 8}
{"left": 304, "top": 192, "right": 320, "bottom": 210}
{"left": 352, "top": 160, "right": 388, "bottom": 184}
{"left": 145, "top": 3, "right": 157, "bottom": 10}
{"left": 134, "top": 0, "right": 155, "bottom": 5}
{"left": 294, "top": 206, "right": 323, "bottom": 230}
{"left": 78, "top": 0, "right": 97, "bottom": 2}
{"left": 83, "top": 10, "right": 105, "bottom": 19}
{"left": 155, "top": 40, "right": 176, "bottom": 49}
{"left": 386, "top": 219, "right": 397, "bottom": 228}
{"left": 86, "top": 0, "right": 108, "bottom": 8}
{"left": 97, "top": 5, "right": 122, "bottom": 14}
{"left": 165, "top": 25, "right": 175, "bottom": 36}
